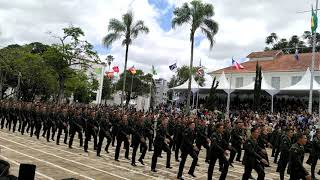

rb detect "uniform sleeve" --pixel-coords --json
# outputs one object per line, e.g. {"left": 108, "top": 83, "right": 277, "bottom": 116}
{"left": 244, "top": 140, "right": 263, "bottom": 160}
{"left": 290, "top": 147, "right": 309, "bottom": 176}
{"left": 210, "top": 134, "right": 225, "bottom": 153}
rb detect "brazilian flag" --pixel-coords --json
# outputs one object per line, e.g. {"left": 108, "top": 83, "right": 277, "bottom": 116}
{"left": 312, "top": 6, "right": 318, "bottom": 34}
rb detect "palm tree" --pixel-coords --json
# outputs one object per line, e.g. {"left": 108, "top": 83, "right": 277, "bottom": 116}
{"left": 172, "top": 0, "right": 218, "bottom": 112}
{"left": 103, "top": 11, "right": 149, "bottom": 108}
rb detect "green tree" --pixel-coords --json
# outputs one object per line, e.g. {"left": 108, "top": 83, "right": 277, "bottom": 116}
{"left": 172, "top": 0, "right": 218, "bottom": 112}
{"left": 115, "top": 70, "right": 153, "bottom": 106}
{"left": 102, "top": 77, "right": 113, "bottom": 101}
{"left": 265, "top": 32, "right": 309, "bottom": 53}
{"left": 65, "top": 71, "right": 99, "bottom": 103}
{"left": 49, "top": 25, "right": 100, "bottom": 103}
{"left": 103, "top": 11, "right": 149, "bottom": 108}
{"left": 265, "top": 32, "right": 278, "bottom": 46}
{"left": 176, "top": 65, "right": 205, "bottom": 86}
{"left": 0, "top": 46, "right": 21, "bottom": 99}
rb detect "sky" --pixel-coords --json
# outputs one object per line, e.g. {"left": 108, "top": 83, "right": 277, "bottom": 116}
{"left": 0, "top": 0, "right": 316, "bottom": 80}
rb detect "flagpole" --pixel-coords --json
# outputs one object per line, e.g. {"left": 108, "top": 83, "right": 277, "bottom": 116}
{"left": 172, "top": 76, "right": 176, "bottom": 107}
{"left": 226, "top": 73, "right": 232, "bottom": 118}
{"left": 130, "top": 74, "right": 134, "bottom": 100}
{"left": 309, "top": 0, "right": 318, "bottom": 114}
{"left": 196, "top": 84, "right": 199, "bottom": 110}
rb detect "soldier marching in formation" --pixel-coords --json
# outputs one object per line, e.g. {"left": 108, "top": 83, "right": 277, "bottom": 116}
{"left": 0, "top": 100, "right": 319, "bottom": 180}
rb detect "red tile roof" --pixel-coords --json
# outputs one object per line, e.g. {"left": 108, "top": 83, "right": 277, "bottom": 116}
{"left": 210, "top": 52, "right": 320, "bottom": 74}
{"left": 247, "top": 50, "right": 283, "bottom": 58}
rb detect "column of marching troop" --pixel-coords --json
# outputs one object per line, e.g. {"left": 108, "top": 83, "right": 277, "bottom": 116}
{"left": 0, "top": 101, "right": 319, "bottom": 180}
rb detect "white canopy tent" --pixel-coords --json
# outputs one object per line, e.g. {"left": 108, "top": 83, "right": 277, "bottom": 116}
{"left": 282, "top": 68, "right": 320, "bottom": 90}
{"left": 236, "top": 72, "right": 279, "bottom": 112}
{"left": 171, "top": 76, "right": 200, "bottom": 93}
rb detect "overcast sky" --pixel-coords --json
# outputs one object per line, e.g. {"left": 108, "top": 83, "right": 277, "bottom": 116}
{"left": 0, "top": 0, "right": 316, "bottom": 80}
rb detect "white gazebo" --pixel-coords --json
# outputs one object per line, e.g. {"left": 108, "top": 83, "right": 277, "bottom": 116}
{"left": 236, "top": 72, "right": 279, "bottom": 112}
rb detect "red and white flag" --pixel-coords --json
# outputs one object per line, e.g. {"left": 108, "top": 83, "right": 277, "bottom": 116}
{"left": 232, "top": 58, "right": 244, "bottom": 70}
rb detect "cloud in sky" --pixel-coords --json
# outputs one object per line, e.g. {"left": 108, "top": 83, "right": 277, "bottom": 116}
{"left": 0, "top": 0, "right": 315, "bottom": 80}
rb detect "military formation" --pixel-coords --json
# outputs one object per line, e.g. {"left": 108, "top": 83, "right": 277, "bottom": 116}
{"left": 0, "top": 100, "right": 319, "bottom": 180}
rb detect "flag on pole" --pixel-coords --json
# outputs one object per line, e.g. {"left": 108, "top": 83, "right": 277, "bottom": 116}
{"left": 232, "top": 58, "right": 244, "bottom": 70}
{"left": 169, "top": 63, "right": 177, "bottom": 71}
{"left": 152, "top": 65, "right": 157, "bottom": 75}
{"left": 312, "top": 6, "right": 318, "bottom": 34}
{"left": 197, "top": 59, "right": 204, "bottom": 77}
{"left": 129, "top": 66, "right": 136, "bottom": 75}
{"left": 197, "top": 67, "right": 204, "bottom": 77}
{"left": 112, "top": 66, "right": 119, "bottom": 73}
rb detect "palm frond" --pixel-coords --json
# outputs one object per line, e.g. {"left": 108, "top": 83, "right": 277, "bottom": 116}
{"left": 122, "top": 11, "right": 134, "bottom": 30}
{"left": 108, "top": 18, "right": 126, "bottom": 33}
{"left": 102, "top": 33, "right": 121, "bottom": 47}
{"left": 202, "top": 3, "right": 214, "bottom": 17}
{"left": 131, "top": 20, "right": 149, "bottom": 39}
{"left": 172, "top": 3, "right": 191, "bottom": 29}
{"left": 200, "top": 27, "right": 214, "bottom": 49}
{"left": 202, "top": 18, "right": 218, "bottom": 35}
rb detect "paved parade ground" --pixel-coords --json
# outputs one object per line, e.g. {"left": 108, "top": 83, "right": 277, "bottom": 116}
{"left": 0, "top": 128, "right": 319, "bottom": 180}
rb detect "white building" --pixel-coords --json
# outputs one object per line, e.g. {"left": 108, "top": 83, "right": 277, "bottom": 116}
{"left": 154, "top": 78, "right": 169, "bottom": 106}
{"left": 209, "top": 50, "right": 320, "bottom": 91}
{"left": 71, "top": 61, "right": 106, "bottom": 104}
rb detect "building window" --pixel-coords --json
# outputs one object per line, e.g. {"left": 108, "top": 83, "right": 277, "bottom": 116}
{"left": 291, "top": 76, "right": 302, "bottom": 85}
{"left": 235, "top": 77, "right": 243, "bottom": 88}
{"left": 315, "top": 76, "right": 320, "bottom": 84}
{"left": 271, "top": 77, "right": 280, "bottom": 89}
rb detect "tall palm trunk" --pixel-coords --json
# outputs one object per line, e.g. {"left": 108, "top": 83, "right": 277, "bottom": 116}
{"left": 186, "top": 32, "right": 195, "bottom": 113}
{"left": 121, "top": 43, "right": 129, "bottom": 109}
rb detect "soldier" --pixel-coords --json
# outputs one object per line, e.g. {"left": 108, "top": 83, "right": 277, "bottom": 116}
{"left": 84, "top": 110, "right": 99, "bottom": 152}
{"left": 288, "top": 133, "right": 311, "bottom": 180}
{"left": 271, "top": 125, "right": 280, "bottom": 157}
{"left": 20, "top": 103, "right": 30, "bottom": 135}
{"left": 195, "top": 119, "right": 210, "bottom": 161}
{"left": 96, "top": 111, "right": 112, "bottom": 156}
{"left": 68, "top": 108, "right": 84, "bottom": 148}
{"left": 242, "top": 126, "right": 268, "bottom": 180}
{"left": 177, "top": 121, "right": 198, "bottom": 179}
{"left": 0, "top": 101, "right": 5, "bottom": 129}
{"left": 33, "top": 105, "right": 42, "bottom": 139}
{"left": 276, "top": 128, "right": 293, "bottom": 180}
{"left": 257, "top": 125, "right": 271, "bottom": 166}
{"left": 131, "top": 114, "right": 148, "bottom": 166}
{"left": 310, "top": 129, "right": 320, "bottom": 179}
{"left": 114, "top": 114, "right": 130, "bottom": 161}
{"left": 111, "top": 111, "right": 120, "bottom": 147}
{"left": 151, "top": 116, "right": 172, "bottom": 172}
{"left": 56, "top": 107, "right": 69, "bottom": 145}
{"left": 144, "top": 114, "right": 154, "bottom": 152}
{"left": 41, "top": 106, "right": 49, "bottom": 139}
{"left": 174, "top": 116, "right": 184, "bottom": 162}
{"left": 207, "top": 123, "right": 229, "bottom": 180}
{"left": 229, "top": 120, "right": 244, "bottom": 164}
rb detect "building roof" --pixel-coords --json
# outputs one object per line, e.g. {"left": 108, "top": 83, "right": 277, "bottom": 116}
{"left": 210, "top": 52, "right": 320, "bottom": 74}
{"left": 246, "top": 50, "right": 283, "bottom": 58}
